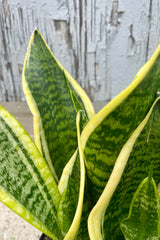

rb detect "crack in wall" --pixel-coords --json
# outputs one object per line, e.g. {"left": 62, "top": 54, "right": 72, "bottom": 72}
{"left": 0, "top": 0, "right": 17, "bottom": 101}
{"left": 0, "top": 0, "right": 159, "bottom": 102}
{"left": 110, "top": 1, "right": 124, "bottom": 27}
{"left": 145, "top": 0, "right": 153, "bottom": 61}
{"left": 127, "top": 24, "right": 136, "bottom": 56}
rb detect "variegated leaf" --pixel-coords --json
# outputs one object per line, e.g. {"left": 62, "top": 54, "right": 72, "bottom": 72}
{"left": 23, "top": 30, "right": 95, "bottom": 181}
{"left": 57, "top": 111, "right": 85, "bottom": 240}
{"left": 81, "top": 42, "right": 160, "bottom": 204}
{"left": 88, "top": 97, "right": 160, "bottom": 239}
{"left": 0, "top": 105, "right": 63, "bottom": 240}
{"left": 121, "top": 176, "right": 160, "bottom": 240}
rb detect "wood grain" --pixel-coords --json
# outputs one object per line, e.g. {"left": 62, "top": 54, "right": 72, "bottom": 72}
{"left": 0, "top": 0, "right": 160, "bottom": 102}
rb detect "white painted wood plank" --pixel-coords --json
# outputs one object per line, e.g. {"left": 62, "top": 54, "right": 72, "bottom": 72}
{"left": 147, "top": 0, "right": 160, "bottom": 59}
{"left": 109, "top": 0, "right": 151, "bottom": 98}
{"left": 0, "top": 0, "right": 160, "bottom": 103}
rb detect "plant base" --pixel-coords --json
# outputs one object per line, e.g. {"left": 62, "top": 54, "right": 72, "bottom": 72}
{"left": 40, "top": 233, "right": 52, "bottom": 240}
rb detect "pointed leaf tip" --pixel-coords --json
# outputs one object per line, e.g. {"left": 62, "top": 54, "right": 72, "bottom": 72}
{"left": 23, "top": 29, "right": 94, "bottom": 180}
{"left": 121, "top": 176, "right": 160, "bottom": 240}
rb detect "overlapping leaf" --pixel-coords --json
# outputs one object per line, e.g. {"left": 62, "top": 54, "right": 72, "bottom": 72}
{"left": 0, "top": 105, "right": 63, "bottom": 240}
{"left": 121, "top": 176, "right": 160, "bottom": 240}
{"left": 81, "top": 41, "right": 160, "bottom": 204}
{"left": 88, "top": 97, "right": 160, "bottom": 239}
{"left": 22, "top": 30, "right": 95, "bottom": 181}
{"left": 2, "top": 29, "right": 160, "bottom": 240}
{"left": 0, "top": 105, "right": 86, "bottom": 240}
{"left": 58, "top": 111, "right": 85, "bottom": 240}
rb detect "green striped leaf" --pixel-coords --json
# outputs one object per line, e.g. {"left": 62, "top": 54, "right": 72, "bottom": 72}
{"left": 121, "top": 176, "right": 160, "bottom": 240}
{"left": 57, "top": 152, "right": 80, "bottom": 234}
{"left": 22, "top": 30, "right": 95, "bottom": 181}
{"left": 63, "top": 71, "right": 89, "bottom": 122}
{"left": 58, "top": 152, "right": 90, "bottom": 240}
{"left": 88, "top": 97, "right": 160, "bottom": 239}
{"left": 81, "top": 41, "right": 160, "bottom": 204}
{"left": 58, "top": 150, "right": 78, "bottom": 195}
{"left": 0, "top": 105, "right": 63, "bottom": 240}
{"left": 76, "top": 186, "right": 91, "bottom": 240}
{"left": 57, "top": 111, "right": 85, "bottom": 240}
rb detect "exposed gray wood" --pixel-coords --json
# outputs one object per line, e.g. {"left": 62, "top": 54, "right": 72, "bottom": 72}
{"left": 0, "top": 0, "right": 160, "bottom": 102}
{"left": 147, "top": 0, "right": 160, "bottom": 59}
{"left": 108, "top": 0, "right": 151, "bottom": 98}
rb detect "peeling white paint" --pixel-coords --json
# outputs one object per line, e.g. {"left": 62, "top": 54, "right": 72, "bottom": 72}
{"left": 0, "top": 0, "right": 160, "bottom": 102}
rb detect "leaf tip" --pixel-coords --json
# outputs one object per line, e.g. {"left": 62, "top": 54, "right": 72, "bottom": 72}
{"left": 148, "top": 164, "right": 153, "bottom": 181}
{"left": 33, "top": 28, "right": 40, "bottom": 36}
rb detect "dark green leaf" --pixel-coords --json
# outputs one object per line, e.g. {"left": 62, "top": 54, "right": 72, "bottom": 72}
{"left": 23, "top": 30, "right": 94, "bottom": 181}
{"left": 121, "top": 176, "right": 160, "bottom": 240}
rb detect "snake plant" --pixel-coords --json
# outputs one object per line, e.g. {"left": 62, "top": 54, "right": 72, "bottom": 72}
{"left": 0, "top": 30, "right": 160, "bottom": 240}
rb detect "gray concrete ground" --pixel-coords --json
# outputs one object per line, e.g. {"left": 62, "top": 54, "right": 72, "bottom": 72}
{"left": 0, "top": 101, "right": 106, "bottom": 240}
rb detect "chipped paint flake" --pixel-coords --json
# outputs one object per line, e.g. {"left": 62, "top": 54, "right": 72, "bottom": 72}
{"left": 0, "top": 0, "right": 160, "bottom": 102}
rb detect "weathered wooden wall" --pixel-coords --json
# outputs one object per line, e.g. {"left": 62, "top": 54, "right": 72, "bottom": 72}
{"left": 0, "top": 0, "right": 160, "bottom": 102}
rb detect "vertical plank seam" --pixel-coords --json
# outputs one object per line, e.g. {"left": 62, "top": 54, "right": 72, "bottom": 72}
{"left": 145, "top": 0, "right": 153, "bottom": 61}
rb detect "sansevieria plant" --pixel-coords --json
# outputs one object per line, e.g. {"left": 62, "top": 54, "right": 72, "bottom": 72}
{"left": 0, "top": 30, "right": 160, "bottom": 240}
